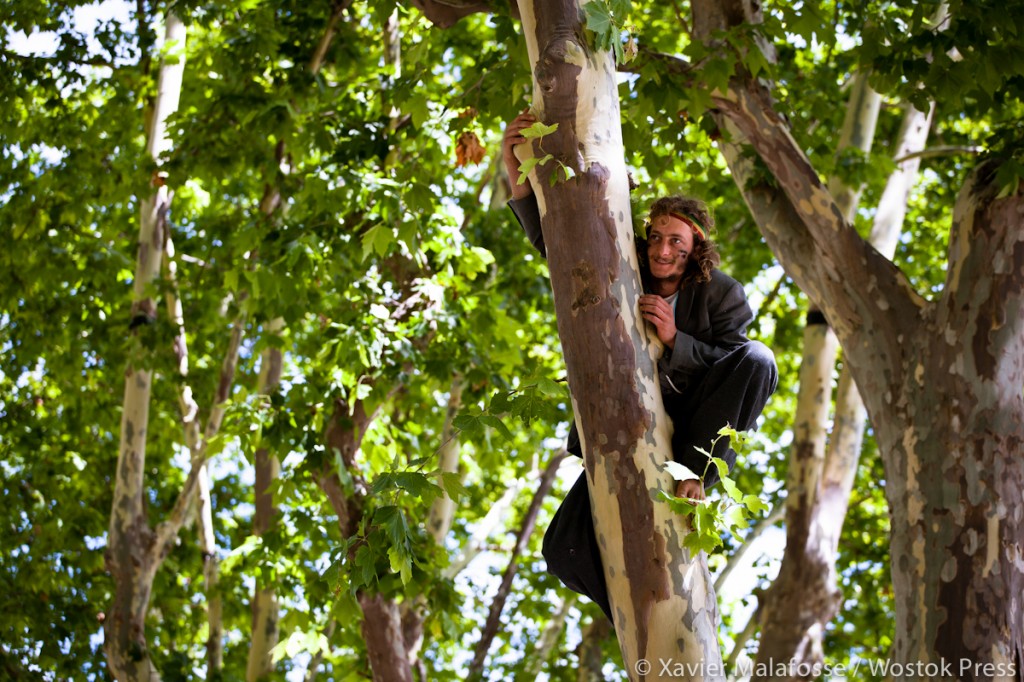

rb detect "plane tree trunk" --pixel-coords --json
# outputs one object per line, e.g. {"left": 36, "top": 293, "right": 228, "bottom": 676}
{"left": 692, "top": 0, "right": 1024, "bottom": 675}
{"left": 512, "top": 0, "right": 724, "bottom": 678}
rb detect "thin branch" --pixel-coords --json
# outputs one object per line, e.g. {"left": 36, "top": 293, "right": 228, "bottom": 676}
{"left": 304, "top": 620, "right": 337, "bottom": 682}
{"left": 1, "top": 48, "right": 114, "bottom": 69}
{"left": 444, "top": 475, "right": 529, "bottom": 579}
{"left": 713, "top": 503, "right": 784, "bottom": 594}
{"left": 153, "top": 314, "right": 246, "bottom": 558}
{"left": 670, "top": 0, "right": 692, "bottom": 34}
{"left": 620, "top": 46, "right": 695, "bottom": 77}
{"left": 891, "top": 145, "right": 983, "bottom": 165}
{"left": 309, "top": 0, "right": 353, "bottom": 74}
{"left": 726, "top": 599, "right": 762, "bottom": 670}
{"left": 467, "top": 450, "right": 569, "bottom": 680}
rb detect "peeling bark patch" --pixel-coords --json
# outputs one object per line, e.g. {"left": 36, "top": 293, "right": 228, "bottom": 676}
{"left": 571, "top": 261, "right": 601, "bottom": 311}
{"left": 610, "top": 447, "right": 670, "bottom": 663}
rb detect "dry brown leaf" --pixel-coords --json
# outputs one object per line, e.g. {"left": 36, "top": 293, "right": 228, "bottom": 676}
{"left": 455, "top": 131, "right": 486, "bottom": 167}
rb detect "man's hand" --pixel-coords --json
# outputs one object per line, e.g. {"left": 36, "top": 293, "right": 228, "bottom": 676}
{"left": 503, "top": 109, "right": 536, "bottom": 200}
{"left": 640, "top": 294, "right": 676, "bottom": 347}
{"left": 675, "top": 478, "right": 705, "bottom": 500}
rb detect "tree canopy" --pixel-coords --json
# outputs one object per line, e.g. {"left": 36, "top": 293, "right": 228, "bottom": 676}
{"left": 2, "top": 0, "right": 1021, "bottom": 679}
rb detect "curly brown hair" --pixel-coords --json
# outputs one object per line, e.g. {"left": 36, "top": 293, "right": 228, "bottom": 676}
{"left": 646, "top": 196, "right": 720, "bottom": 288}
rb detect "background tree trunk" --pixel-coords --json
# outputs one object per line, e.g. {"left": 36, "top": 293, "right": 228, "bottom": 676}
{"left": 753, "top": 71, "right": 879, "bottom": 679}
{"left": 104, "top": 14, "right": 187, "bottom": 681}
{"left": 247, "top": 319, "right": 284, "bottom": 681}
{"left": 693, "top": 0, "right": 1024, "bottom": 674}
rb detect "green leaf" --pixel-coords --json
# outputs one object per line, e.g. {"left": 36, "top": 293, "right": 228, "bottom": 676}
{"left": 479, "top": 414, "right": 514, "bottom": 442}
{"left": 393, "top": 471, "right": 442, "bottom": 503}
{"left": 711, "top": 456, "right": 730, "bottom": 481}
{"left": 517, "top": 153, "right": 554, "bottom": 183}
{"left": 437, "top": 471, "right": 469, "bottom": 502}
{"left": 388, "top": 546, "right": 412, "bottom": 585}
{"left": 520, "top": 122, "right": 559, "bottom": 139}
{"left": 720, "top": 475, "right": 744, "bottom": 503}
{"left": 664, "top": 460, "right": 700, "bottom": 482}
{"left": 724, "top": 504, "right": 750, "bottom": 534}
{"left": 376, "top": 505, "right": 410, "bottom": 550}
{"left": 583, "top": 2, "right": 613, "bottom": 39}
{"left": 361, "top": 223, "right": 393, "bottom": 259}
{"left": 742, "top": 494, "right": 770, "bottom": 515}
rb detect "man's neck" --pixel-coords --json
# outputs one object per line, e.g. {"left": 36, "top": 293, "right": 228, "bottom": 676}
{"left": 650, "top": 277, "right": 680, "bottom": 298}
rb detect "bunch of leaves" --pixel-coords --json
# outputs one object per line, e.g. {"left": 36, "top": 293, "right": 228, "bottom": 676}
{"left": 516, "top": 120, "right": 578, "bottom": 187}
{"left": 659, "top": 426, "right": 771, "bottom": 555}
{"left": 583, "top": 0, "right": 636, "bottom": 64}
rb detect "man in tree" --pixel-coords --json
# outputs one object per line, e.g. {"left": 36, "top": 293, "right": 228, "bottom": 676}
{"left": 503, "top": 111, "right": 778, "bottom": 619}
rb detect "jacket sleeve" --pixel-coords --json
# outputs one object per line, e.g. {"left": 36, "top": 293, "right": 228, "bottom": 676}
{"left": 508, "top": 195, "right": 546, "bottom": 257}
{"left": 658, "top": 278, "right": 753, "bottom": 395}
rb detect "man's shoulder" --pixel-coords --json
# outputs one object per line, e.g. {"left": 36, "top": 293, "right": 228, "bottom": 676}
{"left": 707, "top": 268, "right": 743, "bottom": 292}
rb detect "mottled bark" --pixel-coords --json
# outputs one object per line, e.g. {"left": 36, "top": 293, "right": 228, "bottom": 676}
{"left": 754, "top": 316, "right": 841, "bottom": 679}
{"left": 693, "top": 0, "right": 1024, "bottom": 676}
{"left": 358, "top": 593, "right": 413, "bottom": 682}
{"left": 105, "top": 15, "right": 187, "bottom": 681}
{"left": 516, "top": 1, "right": 722, "bottom": 678}
{"left": 247, "top": 319, "right": 284, "bottom": 682}
{"left": 468, "top": 451, "right": 567, "bottom": 679}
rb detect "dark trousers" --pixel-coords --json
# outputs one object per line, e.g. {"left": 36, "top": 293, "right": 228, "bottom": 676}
{"left": 541, "top": 341, "right": 777, "bottom": 619}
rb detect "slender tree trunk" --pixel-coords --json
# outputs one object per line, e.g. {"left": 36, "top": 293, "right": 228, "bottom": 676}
{"left": 166, "top": 229, "right": 225, "bottom": 674}
{"left": 426, "top": 377, "right": 463, "bottom": 544}
{"left": 468, "top": 451, "right": 567, "bottom": 680}
{"left": 577, "top": 616, "right": 614, "bottom": 682}
{"left": 516, "top": 1, "right": 723, "bottom": 677}
{"left": 247, "top": 319, "right": 284, "bottom": 682}
{"left": 753, "top": 313, "right": 840, "bottom": 677}
{"left": 197, "top": 469, "right": 223, "bottom": 672}
{"left": 105, "top": 14, "right": 186, "bottom": 681}
{"left": 402, "top": 376, "right": 464, "bottom": 667}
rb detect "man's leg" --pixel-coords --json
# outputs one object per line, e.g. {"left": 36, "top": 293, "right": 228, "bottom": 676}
{"left": 672, "top": 340, "right": 778, "bottom": 486}
{"left": 541, "top": 471, "right": 613, "bottom": 620}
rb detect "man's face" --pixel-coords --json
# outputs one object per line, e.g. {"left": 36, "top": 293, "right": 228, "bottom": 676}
{"left": 647, "top": 214, "right": 695, "bottom": 283}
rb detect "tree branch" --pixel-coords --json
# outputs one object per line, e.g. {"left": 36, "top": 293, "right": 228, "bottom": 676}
{"left": 714, "top": 503, "right": 784, "bottom": 594}
{"left": 407, "top": 0, "right": 504, "bottom": 29}
{"left": 1, "top": 48, "right": 114, "bottom": 69}
{"left": 153, "top": 314, "right": 246, "bottom": 559}
{"left": 309, "top": 0, "right": 353, "bottom": 74}
{"left": 467, "top": 450, "right": 568, "bottom": 680}
{"left": 891, "top": 145, "right": 983, "bottom": 165}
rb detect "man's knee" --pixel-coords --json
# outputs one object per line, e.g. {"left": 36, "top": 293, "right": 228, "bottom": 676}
{"left": 741, "top": 340, "right": 778, "bottom": 389}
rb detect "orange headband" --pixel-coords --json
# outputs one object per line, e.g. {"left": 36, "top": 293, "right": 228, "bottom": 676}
{"left": 668, "top": 212, "right": 707, "bottom": 240}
